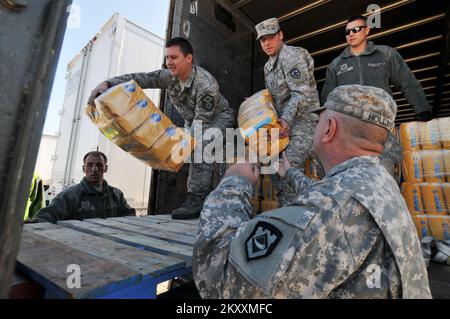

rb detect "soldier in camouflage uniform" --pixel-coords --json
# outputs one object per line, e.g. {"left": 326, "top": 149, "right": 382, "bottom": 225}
{"left": 256, "top": 18, "right": 321, "bottom": 206}
{"left": 88, "top": 38, "right": 235, "bottom": 220}
{"left": 321, "top": 15, "right": 433, "bottom": 181}
{"left": 32, "top": 151, "right": 135, "bottom": 223}
{"left": 193, "top": 85, "right": 431, "bottom": 299}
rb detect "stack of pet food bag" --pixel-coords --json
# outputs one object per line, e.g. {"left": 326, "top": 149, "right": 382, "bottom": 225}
{"left": 237, "top": 89, "right": 286, "bottom": 215}
{"left": 249, "top": 157, "right": 322, "bottom": 215}
{"left": 85, "top": 80, "right": 195, "bottom": 172}
{"left": 238, "top": 89, "right": 322, "bottom": 215}
{"left": 400, "top": 118, "right": 450, "bottom": 243}
{"left": 254, "top": 175, "right": 279, "bottom": 215}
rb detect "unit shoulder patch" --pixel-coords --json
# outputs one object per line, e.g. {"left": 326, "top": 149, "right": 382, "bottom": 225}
{"left": 290, "top": 68, "right": 301, "bottom": 79}
{"left": 245, "top": 221, "right": 282, "bottom": 261}
{"left": 201, "top": 94, "right": 215, "bottom": 111}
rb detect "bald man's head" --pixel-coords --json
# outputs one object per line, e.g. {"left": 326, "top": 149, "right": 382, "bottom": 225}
{"left": 313, "top": 110, "right": 389, "bottom": 172}
{"left": 336, "top": 111, "right": 388, "bottom": 148}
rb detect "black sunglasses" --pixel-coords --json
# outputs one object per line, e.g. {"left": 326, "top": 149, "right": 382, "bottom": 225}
{"left": 345, "top": 25, "right": 367, "bottom": 36}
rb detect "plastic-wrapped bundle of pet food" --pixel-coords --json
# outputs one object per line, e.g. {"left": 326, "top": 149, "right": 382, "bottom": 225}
{"left": 85, "top": 80, "right": 195, "bottom": 172}
{"left": 401, "top": 182, "right": 450, "bottom": 240}
{"left": 238, "top": 89, "right": 289, "bottom": 160}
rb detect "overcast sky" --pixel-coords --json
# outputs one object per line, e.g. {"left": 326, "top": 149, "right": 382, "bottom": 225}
{"left": 43, "top": 0, "right": 170, "bottom": 135}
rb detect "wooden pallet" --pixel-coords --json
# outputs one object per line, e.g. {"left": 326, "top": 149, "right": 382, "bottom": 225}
{"left": 17, "top": 215, "right": 199, "bottom": 299}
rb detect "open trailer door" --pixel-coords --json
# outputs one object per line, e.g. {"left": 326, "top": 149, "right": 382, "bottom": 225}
{"left": 0, "top": 0, "right": 71, "bottom": 297}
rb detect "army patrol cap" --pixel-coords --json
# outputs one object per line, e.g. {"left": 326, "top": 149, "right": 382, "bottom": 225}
{"left": 312, "top": 85, "right": 396, "bottom": 131}
{"left": 255, "top": 18, "right": 280, "bottom": 40}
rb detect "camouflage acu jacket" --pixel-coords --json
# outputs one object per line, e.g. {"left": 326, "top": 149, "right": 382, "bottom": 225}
{"left": 264, "top": 44, "right": 320, "bottom": 128}
{"left": 193, "top": 156, "right": 431, "bottom": 299}
{"left": 108, "top": 65, "right": 234, "bottom": 128}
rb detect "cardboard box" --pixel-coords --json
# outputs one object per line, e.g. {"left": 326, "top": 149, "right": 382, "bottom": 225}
{"left": 132, "top": 111, "right": 173, "bottom": 149}
{"left": 95, "top": 81, "right": 146, "bottom": 117}
{"left": 150, "top": 126, "right": 193, "bottom": 162}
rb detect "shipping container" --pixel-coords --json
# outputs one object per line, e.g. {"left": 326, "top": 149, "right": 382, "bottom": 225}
{"left": 51, "top": 13, "right": 165, "bottom": 212}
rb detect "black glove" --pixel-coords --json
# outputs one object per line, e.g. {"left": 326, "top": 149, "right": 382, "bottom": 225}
{"left": 415, "top": 111, "right": 433, "bottom": 122}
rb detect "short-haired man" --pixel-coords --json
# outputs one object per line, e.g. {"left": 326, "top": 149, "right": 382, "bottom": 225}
{"left": 255, "top": 18, "right": 321, "bottom": 206}
{"left": 32, "top": 151, "right": 135, "bottom": 223}
{"left": 193, "top": 85, "right": 431, "bottom": 299}
{"left": 88, "top": 37, "right": 235, "bottom": 220}
{"left": 321, "top": 15, "right": 433, "bottom": 179}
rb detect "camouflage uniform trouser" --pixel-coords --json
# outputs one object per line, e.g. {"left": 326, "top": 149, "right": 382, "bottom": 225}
{"left": 187, "top": 115, "right": 235, "bottom": 198}
{"left": 270, "top": 120, "right": 319, "bottom": 206}
{"left": 380, "top": 131, "right": 403, "bottom": 183}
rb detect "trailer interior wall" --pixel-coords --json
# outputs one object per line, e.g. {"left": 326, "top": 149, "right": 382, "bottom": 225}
{"left": 152, "top": 0, "right": 450, "bottom": 214}
{"left": 52, "top": 14, "right": 165, "bottom": 211}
